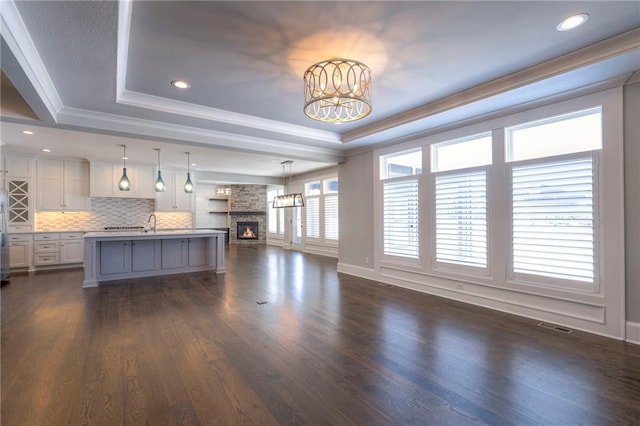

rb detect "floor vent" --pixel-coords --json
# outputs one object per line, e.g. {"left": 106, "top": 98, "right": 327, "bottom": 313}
{"left": 537, "top": 322, "right": 573, "bottom": 334}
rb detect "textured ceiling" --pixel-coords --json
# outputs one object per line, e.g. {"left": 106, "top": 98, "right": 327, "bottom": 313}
{"left": 1, "top": 1, "right": 639, "bottom": 179}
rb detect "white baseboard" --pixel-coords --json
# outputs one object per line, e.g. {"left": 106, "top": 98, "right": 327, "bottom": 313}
{"left": 337, "top": 262, "right": 375, "bottom": 280}
{"left": 626, "top": 322, "right": 640, "bottom": 345}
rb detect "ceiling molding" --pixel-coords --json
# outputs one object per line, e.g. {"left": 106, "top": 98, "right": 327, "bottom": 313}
{"left": 344, "top": 73, "right": 632, "bottom": 158}
{"left": 114, "top": 0, "right": 340, "bottom": 145}
{"left": 0, "top": 0, "right": 63, "bottom": 120}
{"left": 116, "top": 0, "right": 132, "bottom": 98}
{"left": 343, "top": 27, "right": 640, "bottom": 144}
{"left": 117, "top": 89, "right": 342, "bottom": 144}
{"left": 56, "top": 106, "right": 345, "bottom": 164}
{"left": 196, "top": 171, "right": 282, "bottom": 185}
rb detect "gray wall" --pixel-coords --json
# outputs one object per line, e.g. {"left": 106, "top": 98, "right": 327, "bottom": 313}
{"left": 338, "top": 151, "right": 373, "bottom": 268}
{"left": 624, "top": 80, "right": 640, "bottom": 323}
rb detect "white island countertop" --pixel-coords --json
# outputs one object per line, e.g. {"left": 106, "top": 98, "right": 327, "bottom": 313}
{"left": 83, "top": 229, "right": 226, "bottom": 287}
{"left": 84, "top": 229, "right": 226, "bottom": 239}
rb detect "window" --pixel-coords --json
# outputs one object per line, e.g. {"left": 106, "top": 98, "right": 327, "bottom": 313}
{"left": 267, "top": 189, "right": 284, "bottom": 234}
{"left": 506, "top": 108, "right": 601, "bottom": 162}
{"left": 507, "top": 108, "right": 601, "bottom": 289}
{"left": 306, "top": 197, "right": 320, "bottom": 239}
{"left": 431, "top": 134, "right": 491, "bottom": 269}
{"left": 324, "top": 178, "right": 339, "bottom": 240}
{"left": 303, "top": 177, "right": 339, "bottom": 242}
{"left": 380, "top": 149, "right": 422, "bottom": 179}
{"left": 380, "top": 149, "right": 422, "bottom": 259}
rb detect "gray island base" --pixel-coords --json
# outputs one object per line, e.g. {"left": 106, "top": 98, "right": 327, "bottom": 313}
{"left": 82, "top": 230, "right": 226, "bottom": 287}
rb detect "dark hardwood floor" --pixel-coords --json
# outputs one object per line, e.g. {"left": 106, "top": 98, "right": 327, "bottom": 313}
{"left": 2, "top": 245, "right": 639, "bottom": 425}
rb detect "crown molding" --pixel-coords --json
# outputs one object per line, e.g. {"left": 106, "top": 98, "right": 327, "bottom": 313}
{"left": 56, "top": 107, "right": 345, "bottom": 164}
{"left": 344, "top": 27, "right": 640, "bottom": 144}
{"left": 116, "top": 89, "right": 342, "bottom": 144}
{"left": 116, "top": 0, "right": 133, "bottom": 98}
{"left": 0, "top": 0, "right": 63, "bottom": 119}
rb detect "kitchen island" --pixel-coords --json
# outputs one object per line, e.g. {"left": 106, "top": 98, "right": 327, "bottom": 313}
{"left": 83, "top": 229, "right": 226, "bottom": 287}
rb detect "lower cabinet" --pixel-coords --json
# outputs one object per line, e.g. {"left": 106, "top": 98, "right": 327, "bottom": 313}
{"left": 100, "top": 241, "right": 131, "bottom": 275}
{"left": 85, "top": 235, "right": 222, "bottom": 287}
{"left": 161, "top": 239, "right": 188, "bottom": 269}
{"left": 131, "top": 240, "right": 160, "bottom": 272}
{"left": 188, "top": 238, "right": 209, "bottom": 267}
{"left": 9, "top": 234, "right": 32, "bottom": 269}
{"left": 34, "top": 232, "right": 84, "bottom": 267}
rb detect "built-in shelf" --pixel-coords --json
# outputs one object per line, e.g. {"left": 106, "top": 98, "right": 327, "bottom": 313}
{"left": 209, "top": 211, "right": 229, "bottom": 214}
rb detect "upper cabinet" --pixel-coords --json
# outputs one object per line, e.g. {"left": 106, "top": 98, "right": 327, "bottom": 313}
{"left": 155, "top": 168, "right": 194, "bottom": 212}
{"left": 1, "top": 156, "right": 33, "bottom": 179}
{"left": 36, "top": 159, "right": 90, "bottom": 211}
{"left": 90, "top": 161, "right": 155, "bottom": 199}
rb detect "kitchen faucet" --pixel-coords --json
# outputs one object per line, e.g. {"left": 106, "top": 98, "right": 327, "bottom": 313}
{"left": 148, "top": 213, "right": 157, "bottom": 233}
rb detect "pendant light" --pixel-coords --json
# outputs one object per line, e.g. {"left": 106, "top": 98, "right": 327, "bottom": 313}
{"left": 118, "top": 144, "right": 131, "bottom": 191}
{"left": 273, "top": 160, "right": 304, "bottom": 208}
{"left": 184, "top": 152, "right": 194, "bottom": 193}
{"left": 154, "top": 148, "right": 166, "bottom": 192}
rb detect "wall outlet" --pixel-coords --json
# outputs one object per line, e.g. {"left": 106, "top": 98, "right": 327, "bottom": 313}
{"left": 365, "top": 256, "right": 370, "bottom": 266}
{"left": 456, "top": 283, "right": 465, "bottom": 290}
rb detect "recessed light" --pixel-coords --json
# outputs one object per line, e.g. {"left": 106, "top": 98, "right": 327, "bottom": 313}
{"left": 191, "top": 163, "right": 197, "bottom": 167}
{"left": 171, "top": 80, "right": 190, "bottom": 89}
{"left": 556, "top": 13, "right": 589, "bottom": 31}
{"left": 22, "top": 130, "right": 34, "bottom": 135}
{"left": 42, "top": 148, "right": 51, "bottom": 153}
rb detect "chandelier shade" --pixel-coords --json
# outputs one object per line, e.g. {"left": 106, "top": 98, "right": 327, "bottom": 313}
{"left": 303, "top": 58, "right": 372, "bottom": 123}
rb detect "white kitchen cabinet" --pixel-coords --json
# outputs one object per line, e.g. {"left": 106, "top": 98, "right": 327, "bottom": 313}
{"left": 36, "top": 160, "right": 90, "bottom": 211}
{"left": 90, "top": 161, "right": 155, "bottom": 199}
{"left": 100, "top": 240, "right": 131, "bottom": 275}
{"left": 8, "top": 234, "right": 32, "bottom": 269}
{"left": 161, "top": 238, "right": 188, "bottom": 269}
{"left": 188, "top": 238, "right": 209, "bottom": 267}
{"left": 60, "top": 232, "right": 84, "bottom": 264}
{"left": 131, "top": 239, "right": 160, "bottom": 272}
{"left": 1, "top": 156, "right": 33, "bottom": 180}
{"left": 2, "top": 156, "right": 34, "bottom": 232}
{"left": 155, "top": 168, "right": 193, "bottom": 212}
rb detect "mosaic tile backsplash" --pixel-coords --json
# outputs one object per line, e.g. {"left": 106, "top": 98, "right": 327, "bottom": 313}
{"left": 35, "top": 198, "right": 193, "bottom": 231}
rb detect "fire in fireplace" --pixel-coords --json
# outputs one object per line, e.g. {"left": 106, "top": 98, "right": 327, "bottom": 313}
{"left": 237, "top": 221, "right": 259, "bottom": 240}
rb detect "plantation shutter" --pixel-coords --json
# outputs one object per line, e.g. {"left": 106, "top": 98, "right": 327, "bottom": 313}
{"left": 383, "top": 179, "right": 419, "bottom": 258}
{"left": 324, "top": 195, "right": 339, "bottom": 240}
{"left": 435, "top": 170, "right": 487, "bottom": 267}
{"left": 306, "top": 197, "right": 320, "bottom": 238}
{"left": 512, "top": 157, "right": 594, "bottom": 283}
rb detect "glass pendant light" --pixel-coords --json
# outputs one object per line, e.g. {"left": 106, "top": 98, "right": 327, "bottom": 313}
{"left": 118, "top": 144, "right": 131, "bottom": 191}
{"left": 184, "top": 152, "right": 194, "bottom": 193}
{"left": 154, "top": 148, "right": 166, "bottom": 192}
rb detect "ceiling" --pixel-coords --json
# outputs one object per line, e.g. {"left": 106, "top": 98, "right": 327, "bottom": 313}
{"left": 0, "top": 1, "right": 638, "bottom": 180}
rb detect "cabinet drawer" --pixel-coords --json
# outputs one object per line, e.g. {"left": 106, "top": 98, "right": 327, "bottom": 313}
{"left": 61, "top": 232, "right": 84, "bottom": 240}
{"left": 9, "top": 234, "right": 33, "bottom": 242}
{"left": 35, "top": 253, "right": 60, "bottom": 265}
{"left": 35, "top": 241, "right": 60, "bottom": 253}
{"left": 9, "top": 225, "right": 33, "bottom": 233}
{"left": 34, "top": 233, "right": 61, "bottom": 241}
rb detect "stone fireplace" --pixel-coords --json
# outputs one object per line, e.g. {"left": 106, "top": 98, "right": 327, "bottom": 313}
{"left": 228, "top": 184, "right": 267, "bottom": 244}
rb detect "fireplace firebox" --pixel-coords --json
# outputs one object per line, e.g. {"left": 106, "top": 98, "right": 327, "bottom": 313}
{"left": 237, "top": 221, "right": 259, "bottom": 240}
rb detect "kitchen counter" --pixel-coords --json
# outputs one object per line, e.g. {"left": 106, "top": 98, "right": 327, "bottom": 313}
{"left": 83, "top": 230, "right": 226, "bottom": 287}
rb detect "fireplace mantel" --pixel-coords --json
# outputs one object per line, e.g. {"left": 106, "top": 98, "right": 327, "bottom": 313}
{"left": 229, "top": 211, "right": 266, "bottom": 216}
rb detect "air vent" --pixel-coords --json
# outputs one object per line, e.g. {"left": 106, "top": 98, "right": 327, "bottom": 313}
{"left": 537, "top": 322, "right": 573, "bottom": 334}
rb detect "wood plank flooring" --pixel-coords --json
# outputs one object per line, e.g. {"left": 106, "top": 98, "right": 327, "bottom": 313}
{"left": 2, "top": 244, "right": 639, "bottom": 425}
